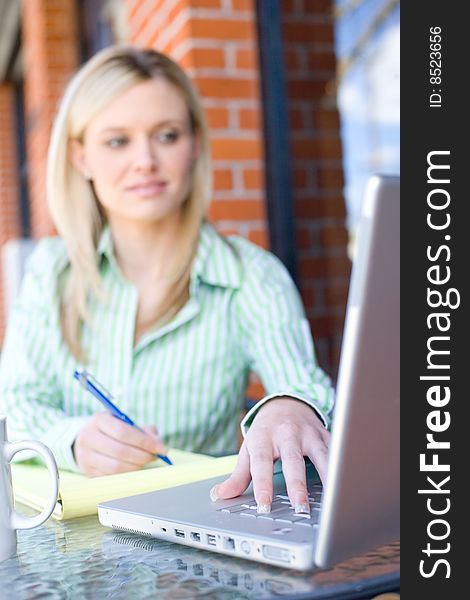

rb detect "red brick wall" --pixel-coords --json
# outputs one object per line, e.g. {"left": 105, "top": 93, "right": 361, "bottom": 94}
{"left": 0, "top": 84, "right": 21, "bottom": 339}
{"left": 281, "top": 0, "right": 350, "bottom": 377}
{"left": 21, "top": 0, "right": 80, "bottom": 238}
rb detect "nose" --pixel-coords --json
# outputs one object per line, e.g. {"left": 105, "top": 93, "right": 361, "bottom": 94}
{"left": 133, "top": 136, "right": 158, "bottom": 172}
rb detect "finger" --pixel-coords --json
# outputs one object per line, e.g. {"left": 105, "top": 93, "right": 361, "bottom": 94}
{"left": 247, "top": 434, "right": 275, "bottom": 513}
{"left": 74, "top": 440, "right": 138, "bottom": 477}
{"left": 86, "top": 426, "right": 157, "bottom": 467}
{"left": 279, "top": 444, "right": 310, "bottom": 514}
{"left": 306, "top": 435, "right": 330, "bottom": 485}
{"left": 95, "top": 413, "right": 164, "bottom": 455}
{"left": 210, "top": 443, "right": 251, "bottom": 501}
{"left": 85, "top": 448, "right": 142, "bottom": 476}
{"left": 142, "top": 424, "right": 159, "bottom": 437}
{"left": 141, "top": 425, "right": 166, "bottom": 451}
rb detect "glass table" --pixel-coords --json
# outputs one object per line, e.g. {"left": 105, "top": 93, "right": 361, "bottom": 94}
{"left": 1, "top": 506, "right": 399, "bottom": 599}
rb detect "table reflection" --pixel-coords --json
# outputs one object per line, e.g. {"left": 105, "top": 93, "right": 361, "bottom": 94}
{"left": 0, "top": 508, "right": 399, "bottom": 599}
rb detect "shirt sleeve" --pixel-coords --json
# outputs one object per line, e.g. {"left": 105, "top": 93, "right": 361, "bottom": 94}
{"left": 0, "top": 240, "right": 86, "bottom": 472}
{"left": 234, "top": 243, "right": 335, "bottom": 437}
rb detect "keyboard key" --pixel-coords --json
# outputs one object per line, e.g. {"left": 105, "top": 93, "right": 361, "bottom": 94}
{"left": 294, "top": 521, "right": 314, "bottom": 529}
{"left": 274, "top": 518, "right": 294, "bottom": 524}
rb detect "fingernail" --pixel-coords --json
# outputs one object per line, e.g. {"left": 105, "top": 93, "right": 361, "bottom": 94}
{"left": 294, "top": 503, "right": 310, "bottom": 515}
{"left": 209, "top": 485, "right": 220, "bottom": 502}
{"left": 257, "top": 494, "right": 271, "bottom": 514}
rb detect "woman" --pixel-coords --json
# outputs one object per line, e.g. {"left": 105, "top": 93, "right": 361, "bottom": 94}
{"left": 0, "top": 46, "right": 334, "bottom": 515}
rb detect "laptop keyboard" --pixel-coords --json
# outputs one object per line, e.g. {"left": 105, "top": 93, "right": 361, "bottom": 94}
{"left": 217, "top": 484, "right": 323, "bottom": 528}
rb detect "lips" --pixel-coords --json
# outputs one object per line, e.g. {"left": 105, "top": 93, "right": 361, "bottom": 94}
{"left": 126, "top": 180, "right": 168, "bottom": 198}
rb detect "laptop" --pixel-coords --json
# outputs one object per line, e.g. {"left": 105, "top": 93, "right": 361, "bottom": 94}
{"left": 98, "top": 174, "right": 400, "bottom": 571}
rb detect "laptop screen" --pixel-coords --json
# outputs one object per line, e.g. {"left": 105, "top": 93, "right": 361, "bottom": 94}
{"left": 315, "top": 174, "right": 400, "bottom": 568}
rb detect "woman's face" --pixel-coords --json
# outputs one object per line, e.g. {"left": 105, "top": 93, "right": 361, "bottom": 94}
{"left": 71, "top": 78, "right": 198, "bottom": 228}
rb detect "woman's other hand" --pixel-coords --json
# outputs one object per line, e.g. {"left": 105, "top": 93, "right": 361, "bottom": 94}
{"left": 73, "top": 412, "right": 165, "bottom": 476}
{"left": 210, "top": 398, "right": 330, "bottom": 514}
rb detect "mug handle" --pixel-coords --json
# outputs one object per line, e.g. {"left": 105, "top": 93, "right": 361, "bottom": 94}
{"left": 4, "top": 440, "right": 59, "bottom": 530}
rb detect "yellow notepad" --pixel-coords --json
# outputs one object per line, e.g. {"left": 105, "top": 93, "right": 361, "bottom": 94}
{"left": 11, "top": 449, "right": 238, "bottom": 521}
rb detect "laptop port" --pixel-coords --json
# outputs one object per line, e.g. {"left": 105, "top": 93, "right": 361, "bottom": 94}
{"left": 190, "top": 532, "right": 201, "bottom": 542}
{"left": 223, "top": 536, "right": 235, "bottom": 550}
{"left": 174, "top": 529, "right": 185, "bottom": 538}
{"left": 207, "top": 534, "right": 217, "bottom": 546}
{"left": 262, "top": 544, "right": 291, "bottom": 563}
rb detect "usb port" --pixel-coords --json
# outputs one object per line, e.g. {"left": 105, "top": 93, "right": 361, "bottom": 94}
{"left": 174, "top": 529, "right": 185, "bottom": 538}
{"left": 223, "top": 537, "right": 235, "bottom": 550}
{"left": 207, "top": 534, "right": 216, "bottom": 546}
{"left": 190, "top": 532, "right": 201, "bottom": 542}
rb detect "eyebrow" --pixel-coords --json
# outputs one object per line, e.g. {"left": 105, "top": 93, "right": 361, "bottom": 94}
{"left": 97, "top": 119, "right": 187, "bottom": 135}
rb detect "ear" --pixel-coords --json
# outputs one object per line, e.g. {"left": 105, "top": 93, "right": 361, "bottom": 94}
{"left": 69, "top": 139, "right": 90, "bottom": 179}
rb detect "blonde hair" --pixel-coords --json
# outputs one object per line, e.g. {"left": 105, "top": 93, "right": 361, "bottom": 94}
{"left": 47, "top": 45, "right": 212, "bottom": 360}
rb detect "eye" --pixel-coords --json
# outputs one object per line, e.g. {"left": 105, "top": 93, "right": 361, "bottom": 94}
{"left": 106, "top": 137, "right": 128, "bottom": 148}
{"left": 157, "top": 130, "right": 180, "bottom": 144}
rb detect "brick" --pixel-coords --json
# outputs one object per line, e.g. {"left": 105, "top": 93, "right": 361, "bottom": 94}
{"left": 308, "top": 50, "right": 336, "bottom": 71}
{"left": 287, "top": 78, "right": 329, "bottom": 99}
{"left": 281, "top": 0, "right": 296, "bottom": 14}
{"left": 320, "top": 225, "right": 349, "bottom": 247}
{"left": 238, "top": 108, "right": 260, "bottom": 129}
{"left": 299, "top": 287, "right": 316, "bottom": 308}
{"left": 211, "top": 137, "right": 263, "bottom": 160}
{"left": 293, "top": 168, "right": 308, "bottom": 188}
{"left": 295, "top": 196, "right": 347, "bottom": 220}
{"left": 325, "top": 281, "right": 350, "bottom": 308}
{"left": 284, "top": 48, "right": 301, "bottom": 70}
{"left": 191, "top": 18, "right": 254, "bottom": 41}
{"left": 208, "top": 199, "right": 266, "bottom": 220}
{"left": 213, "top": 169, "right": 234, "bottom": 190}
{"left": 190, "top": 0, "right": 221, "bottom": 7}
{"left": 196, "top": 77, "right": 257, "bottom": 99}
{"left": 243, "top": 168, "right": 263, "bottom": 190}
{"left": 298, "top": 256, "right": 328, "bottom": 279}
{"left": 282, "top": 22, "right": 334, "bottom": 44}
{"left": 292, "top": 137, "right": 342, "bottom": 160}
{"left": 204, "top": 106, "right": 230, "bottom": 128}
{"left": 247, "top": 228, "right": 268, "bottom": 248}
{"left": 312, "top": 108, "right": 340, "bottom": 130}
{"left": 296, "top": 227, "right": 312, "bottom": 249}
{"left": 180, "top": 47, "right": 225, "bottom": 70}
{"left": 307, "top": 315, "right": 331, "bottom": 337}
{"left": 288, "top": 108, "right": 305, "bottom": 129}
{"left": 302, "top": 0, "right": 334, "bottom": 16}
{"left": 235, "top": 48, "right": 257, "bottom": 70}
{"left": 317, "top": 167, "right": 344, "bottom": 189}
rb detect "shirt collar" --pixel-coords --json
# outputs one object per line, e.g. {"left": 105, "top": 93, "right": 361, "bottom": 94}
{"left": 97, "top": 226, "right": 114, "bottom": 261}
{"left": 192, "top": 221, "right": 242, "bottom": 289}
{"left": 97, "top": 221, "right": 242, "bottom": 289}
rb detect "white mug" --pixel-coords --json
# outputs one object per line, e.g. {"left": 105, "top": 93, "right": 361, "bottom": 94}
{"left": 0, "top": 415, "right": 59, "bottom": 561}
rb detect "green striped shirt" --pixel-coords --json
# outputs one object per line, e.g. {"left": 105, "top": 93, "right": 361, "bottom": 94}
{"left": 0, "top": 222, "right": 334, "bottom": 471}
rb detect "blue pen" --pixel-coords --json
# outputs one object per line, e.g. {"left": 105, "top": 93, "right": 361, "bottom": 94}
{"left": 73, "top": 369, "right": 172, "bottom": 465}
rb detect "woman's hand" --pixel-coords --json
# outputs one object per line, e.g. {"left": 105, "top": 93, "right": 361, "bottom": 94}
{"left": 210, "top": 397, "right": 330, "bottom": 513}
{"left": 73, "top": 412, "right": 165, "bottom": 477}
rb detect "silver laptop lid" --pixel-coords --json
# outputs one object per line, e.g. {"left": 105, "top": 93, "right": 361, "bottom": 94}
{"left": 315, "top": 175, "right": 400, "bottom": 568}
